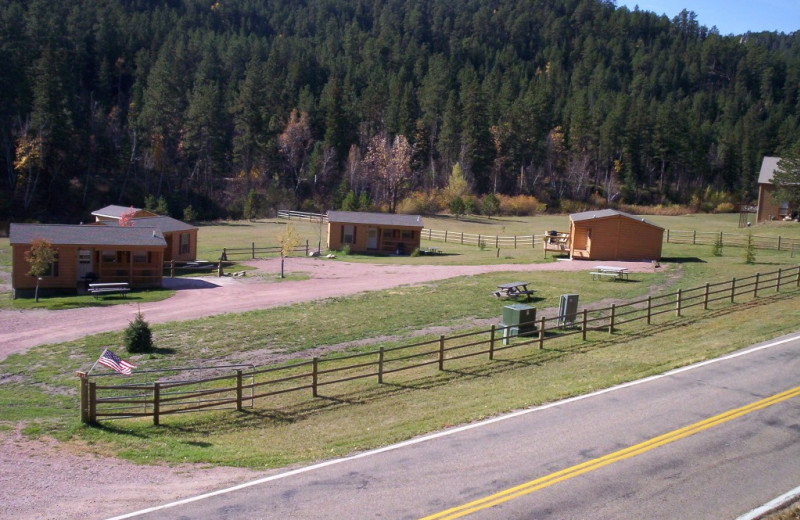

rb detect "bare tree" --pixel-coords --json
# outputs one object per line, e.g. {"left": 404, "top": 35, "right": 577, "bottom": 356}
{"left": 363, "top": 134, "right": 413, "bottom": 213}
{"left": 278, "top": 109, "right": 312, "bottom": 193}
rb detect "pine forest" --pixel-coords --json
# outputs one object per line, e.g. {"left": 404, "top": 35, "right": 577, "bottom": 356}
{"left": 1, "top": 0, "right": 799, "bottom": 222}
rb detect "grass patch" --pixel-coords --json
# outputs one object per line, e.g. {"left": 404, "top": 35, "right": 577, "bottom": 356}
{"left": 5, "top": 289, "right": 175, "bottom": 310}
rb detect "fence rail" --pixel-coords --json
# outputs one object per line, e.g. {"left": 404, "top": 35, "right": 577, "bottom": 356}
{"left": 219, "top": 241, "right": 309, "bottom": 260}
{"left": 664, "top": 229, "right": 800, "bottom": 252}
{"left": 277, "top": 210, "right": 327, "bottom": 222}
{"left": 80, "top": 265, "right": 800, "bottom": 425}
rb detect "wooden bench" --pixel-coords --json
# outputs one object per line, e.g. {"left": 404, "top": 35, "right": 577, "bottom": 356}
{"left": 88, "top": 282, "right": 130, "bottom": 298}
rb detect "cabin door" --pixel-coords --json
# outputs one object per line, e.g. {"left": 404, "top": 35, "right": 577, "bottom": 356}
{"left": 367, "top": 228, "right": 378, "bottom": 250}
{"left": 77, "top": 250, "right": 93, "bottom": 280}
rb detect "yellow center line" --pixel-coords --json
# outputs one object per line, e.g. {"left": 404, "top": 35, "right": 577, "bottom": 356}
{"left": 420, "top": 385, "right": 800, "bottom": 520}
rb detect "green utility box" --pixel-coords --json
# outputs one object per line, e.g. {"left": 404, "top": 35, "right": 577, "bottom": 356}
{"left": 499, "top": 303, "right": 536, "bottom": 343}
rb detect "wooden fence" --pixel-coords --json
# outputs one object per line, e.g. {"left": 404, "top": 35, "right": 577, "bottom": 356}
{"left": 664, "top": 230, "right": 800, "bottom": 252}
{"left": 219, "top": 241, "right": 309, "bottom": 260}
{"left": 277, "top": 210, "right": 327, "bottom": 222}
{"left": 79, "top": 265, "right": 800, "bottom": 425}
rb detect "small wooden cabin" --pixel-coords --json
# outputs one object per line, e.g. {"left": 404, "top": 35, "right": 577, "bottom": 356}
{"left": 755, "top": 156, "right": 791, "bottom": 223}
{"left": 327, "top": 211, "right": 424, "bottom": 254}
{"left": 569, "top": 209, "right": 663, "bottom": 261}
{"left": 91, "top": 206, "right": 198, "bottom": 262}
{"left": 9, "top": 223, "right": 167, "bottom": 298}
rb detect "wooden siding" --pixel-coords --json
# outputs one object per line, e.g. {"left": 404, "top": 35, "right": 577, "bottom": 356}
{"left": 12, "top": 243, "right": 164, "bottom": 296}
{"left": 569, "top": 215, "right": 663, "bottom": 261}
{"left": 327, "top": 222, "right": 421, "bottom": 254}
{"left": 757, "top": 184, "right": 785, "bottom": 223}
{"left": 164, "top": 229, "right": 198, "bottom": 262}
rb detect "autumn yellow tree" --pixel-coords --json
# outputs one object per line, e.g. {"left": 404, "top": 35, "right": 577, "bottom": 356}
{"left": 24, "top": 238, "right": 56, "bottom": 302}
{"left": 278, "top": 223, "right": 301, "bottom": 278}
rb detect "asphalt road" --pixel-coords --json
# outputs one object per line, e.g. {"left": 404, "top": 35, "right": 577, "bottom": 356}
{"left": 112, "top": 333, "right": 800, "bottom": 520}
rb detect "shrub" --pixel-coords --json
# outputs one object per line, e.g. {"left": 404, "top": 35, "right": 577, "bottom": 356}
{"left": 410, "top": 248, "right": 420, "bottom": 257}
{"left": 397, "top": 191, "right": 445, "bottom": 214}
{"left": 715, "top": 202, "right": 735, "bottom": 213}
{"left": 125, "top": 312, "right": 154, "bottom": 353}
{"left": 498, "top": 194, "right": 546, "bottom": 216}
{"left": 341, "top": 244, "right": 351, "bottom": 255}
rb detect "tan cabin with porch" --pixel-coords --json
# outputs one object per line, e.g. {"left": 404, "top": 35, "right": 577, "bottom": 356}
{"left": 9, "top": 223, "right": 167, "bottom": 298}
{"left": 568, "top": 209, "right": 663, "bottom": 261}
{"left": 327, "top": 211, "right": 424, "bottom": 254}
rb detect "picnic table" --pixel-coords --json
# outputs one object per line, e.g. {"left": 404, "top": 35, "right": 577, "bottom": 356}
{"left": 493, "top": 281, "right": 535, "bottom": 300}
{"left": 590, "top": 266, "right": 630, "bottom": 281}
{"left": 88, "top": 282, "right": 130, "bottom": 297}
{"left": 423, "top": 247, "right": 441, "bottom": 255}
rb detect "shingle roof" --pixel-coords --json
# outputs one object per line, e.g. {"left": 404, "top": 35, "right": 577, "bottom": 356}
{"left": 91, "top": 205, "right": 144, "bottom": 219}
{"left": 9, "top": 223, "right": 167, "bottom": 247}
{"left": 327, "top": 211, "right": 424, "bottom": 227}
{"left": 757, "top": 156, "right": 782, "bottom": 184}
{"left": 99, "top": 215, "right": 197, "bottom": 233}
{"left": 569, "top": 209, "right": 661, "bottom": 229}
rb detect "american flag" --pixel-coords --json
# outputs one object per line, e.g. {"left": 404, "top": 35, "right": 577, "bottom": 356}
{"left": 97, "top": 349, "right": 136, "bottom": 375}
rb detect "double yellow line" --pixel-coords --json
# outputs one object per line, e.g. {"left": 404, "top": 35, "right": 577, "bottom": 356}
{"left": 421, "top": 384, "right": 800, "bottom": 520}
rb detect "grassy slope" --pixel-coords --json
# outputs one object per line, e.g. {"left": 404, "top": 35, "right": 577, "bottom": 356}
{"left": 1, "top": 214, "right": 800, "bottom": 469}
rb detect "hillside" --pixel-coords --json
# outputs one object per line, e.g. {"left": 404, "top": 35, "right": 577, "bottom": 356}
{"left": 1, "top": 0, "right": 798, "bottom": 222}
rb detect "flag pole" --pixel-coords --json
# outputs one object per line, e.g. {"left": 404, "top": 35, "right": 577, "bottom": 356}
{"left": 87, "top": 348, "right": 109, "bottom": 375}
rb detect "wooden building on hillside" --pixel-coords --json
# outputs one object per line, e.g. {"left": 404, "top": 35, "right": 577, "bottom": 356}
{"left": 9, "top": 223, "right": 167, "bottom": 298}
{"left": 327, "top": 211, "right": 424, "bottom": 254}
{"left": 755, "top": 156, "right": 791, "bottom": 223}
{"left": 568, "top": 209, "right": 663, "bottom": 261}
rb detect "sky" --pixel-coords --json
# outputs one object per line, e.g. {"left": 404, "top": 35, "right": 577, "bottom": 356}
{"left": 615, "top": 0, "right": 799, "bottom": 35}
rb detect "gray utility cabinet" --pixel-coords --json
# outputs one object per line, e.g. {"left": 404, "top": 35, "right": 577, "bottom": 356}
{"left": 558, "top": 294, "right": 579, "bottom": 327}
{"left": 500, "top": 303, "right": 537, "bottom": 341}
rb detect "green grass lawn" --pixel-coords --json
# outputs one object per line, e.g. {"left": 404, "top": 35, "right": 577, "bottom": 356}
{"left": 2, "top": 213, "right": 800, "bottom": 469}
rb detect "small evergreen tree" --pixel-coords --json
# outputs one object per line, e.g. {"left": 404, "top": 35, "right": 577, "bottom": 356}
{"left": 243, "top": 189, "right": 259, "bottom": 221}
{"left": 449, "top": 196, "right": 466, "bottom": 218}
{"left": 712, "top": 234, "right": 723, "bottom": 256}
{"left": 125, "top": 311, "right": 154, "bottom": 353}
{"left": 744, "top": 232, "right": 756, "bottom": 264}
{"left": 482, "top": 193, "right": 500, "bottom": 218}
{"left": 153, "top": 196, "right": 169, "bottom": 216}
{"left": 183, "top": 204, "right": 197, "bottom": 222}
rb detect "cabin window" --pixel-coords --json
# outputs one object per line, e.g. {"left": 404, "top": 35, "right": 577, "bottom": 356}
{"left": 133, "top": 251, "right": 149, "bottom": 263}
{"left": 101, "top": 250, "right": 117, "bottom": 263}
{"left": 402, "top": 230, "right": 414, "bottom": 239}
{"left": 179, "top": 233, "right": 191, "bottom": 254}
{"left": 41, "top": 253, "right": 59, "bottom": 277}
{"left": 342, "top": 225, "right": 355, "bottom": 244}
{"left": 780, "top": 202, "right": 790, "bottom": 216}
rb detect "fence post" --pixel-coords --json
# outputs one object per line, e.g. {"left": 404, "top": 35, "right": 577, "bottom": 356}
{"left": 581, "top": 309, "right": 587, "bottom": 341}
{"left": 609, "top": 304, "right": 615, "bottom": 334}
{"left": 378, "top": 348, "right": 384, "bottom": 384}
{"left": 305, "top": 240, "right": 309, "bottom": 256}
{"left": 461, "top": 232, "right": 464, "bottom": 244}
{"left": 731, "top": 277, "right": 736, "bottom": 303}
{"left": 170, "top": 259, "right": 175, "bottom": 278}
{"left": 538, "top": 317, "right": 545, "bottom": 349}
{"left": 532, "top": 234, "right": 535, "bottom": 249}
{"left": 444, "top": 230, "right": 448, "bottom": 243}
{"left": 777, "top": 268, "right": 782, "bottom": 292}
{"left": 89, "top": 381, "right": 97, "bottom": 423}
{"left": 692, "top": 230, "right": 696, "bottom": 245}
{"left": 78, "top": 373, "right": 88, "bottom": 424}
{"left": 438, "top": 335, "right": 445, "bottom": 371}
{"left": 251, "top": 242, "right": 255, "bottom": 259}
{"left": 666, "top": 229, "right": 670, "bottom": 243}
{"left": 676, "top": 289, "right": 682, "bottom": 317}
{"left": 236, "top": 370, "right": 243, "bottom": 411}
{"left": 778, "top": 236, "right": 782, "bottom": 251}
{"left": 478, "top": 234, "right": 481, "bottom": 247}
{"left": 312, "top": 358, "right": 319, "bottom": 397}
{"left": 495, "top": 235, "right": 499, "bottom": 248}
{"left": 153, "top": 382, "right": 160, "bottom": 426}
{"left": 489, "top": 325, "right": 496, "bottom": 360}
{"left": 754, "top": 273, "right": 760, "bottom": 298}
{"left": 719, "top": 231, "right": 723, "bottom": 246}
{"left": 514, "top": 235, "right": 517, "bottom": 249}
{"left": 428, "top": 229, "right": 432, "bottom": 240}
{"left": 704, "top": 283, "right": 710, "bottom": 310}
{"left": 796, "top": 266, "right": 800, "bottom": 287}
{"left": 647, "top": 296, "right": 652, "bottom": 324}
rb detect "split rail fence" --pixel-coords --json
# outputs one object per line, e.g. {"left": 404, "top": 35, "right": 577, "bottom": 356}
{"left": 80, "top": 265, "right": 800, "bottom": 425}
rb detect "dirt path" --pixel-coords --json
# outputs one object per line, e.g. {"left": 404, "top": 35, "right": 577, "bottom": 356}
{"left": 0, "top": 257, "right": 658, "bottom": 520}
{"left": 0, "top": 257, "right": 656, "bottom": 361}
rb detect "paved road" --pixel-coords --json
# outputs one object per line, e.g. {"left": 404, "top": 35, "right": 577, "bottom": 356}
{"left": 111, "top": 333, "right": 800, "bottom": 520}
